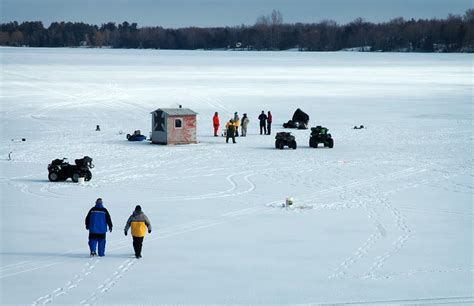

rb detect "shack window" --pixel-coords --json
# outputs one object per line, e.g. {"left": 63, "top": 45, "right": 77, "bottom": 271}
{"left": 175, "top": 118, "right": 183, "bottom": 129}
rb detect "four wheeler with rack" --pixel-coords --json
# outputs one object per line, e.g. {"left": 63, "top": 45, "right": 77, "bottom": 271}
{"left": 309, "top": 126, "right": 334, "bottom": 148}
{"left": 48, "top": 156, "right": 94, "bottom": 182}
{"left": 275, "top": 132, "right": 297, "bottom": 149}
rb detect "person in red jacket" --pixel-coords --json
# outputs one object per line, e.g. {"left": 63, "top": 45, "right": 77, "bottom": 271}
{"left": 267, "top": 111, "right": 273, "bottom": 135}
{"left": 213, "top": 112, "right": 220, "bottom": 137}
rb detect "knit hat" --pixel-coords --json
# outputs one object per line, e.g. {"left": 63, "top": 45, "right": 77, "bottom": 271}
{"left": 135, "top": 205, "right": 142, "bottom": 212}
{"left": 96, "top": 198, "right": 103, "bottom": 205}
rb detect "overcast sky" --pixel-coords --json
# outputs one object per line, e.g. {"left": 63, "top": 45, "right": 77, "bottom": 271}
{"left": 1, "top": 0, "right": 471, "bottom": 28}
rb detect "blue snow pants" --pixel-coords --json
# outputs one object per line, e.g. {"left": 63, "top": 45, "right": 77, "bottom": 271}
{"left": 88, "top": 238, "right": 106, "bottom": 256}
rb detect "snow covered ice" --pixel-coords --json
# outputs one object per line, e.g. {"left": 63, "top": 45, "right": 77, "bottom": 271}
{"left": 0, "top": 47, "right": 472, "bottom": 304}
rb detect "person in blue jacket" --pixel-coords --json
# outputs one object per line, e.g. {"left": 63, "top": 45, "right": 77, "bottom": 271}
{"left": 85, "top": 198, "right": 113, "bottom": 257}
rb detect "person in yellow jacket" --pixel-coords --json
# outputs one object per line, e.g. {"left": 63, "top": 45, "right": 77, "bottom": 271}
{"left": 124, "top": 205, "right": 152, "bottom": 259}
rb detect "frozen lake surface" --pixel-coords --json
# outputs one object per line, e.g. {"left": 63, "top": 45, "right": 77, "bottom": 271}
{"left": 0, "top": 48, "right": 472, "bottom": 304}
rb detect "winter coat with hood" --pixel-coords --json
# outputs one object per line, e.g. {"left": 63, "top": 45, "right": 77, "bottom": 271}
{"left": 213, "top": 114, "right": 220, "bottom": 127}
{"left": 124, "top": 208, "right": 152, "bottom": 237}
{"left": 241, "top": 116, "right": 249, "bottom": 128}
{"left": 226, "top": 121, "right": 236, "bottom": 135}
{"left": 258, "top": 113, "right": 267, "bottom": 125}
{"left": 85, "top": 201, "right": 113, "bottom": 236}
{"left": 233, "top": 113, "right": 240, "bottom": 127}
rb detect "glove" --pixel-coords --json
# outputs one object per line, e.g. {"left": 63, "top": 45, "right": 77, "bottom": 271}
{"left": 124, "top": 231, "right": 127, "bottom": 236}
{"left": 109, "top": 228, "right": 113, "bottom": 233}
{"left": 148, "top": 230, "right": 152, "bottom": 234}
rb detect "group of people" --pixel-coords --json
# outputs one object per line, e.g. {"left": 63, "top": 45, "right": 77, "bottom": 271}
{"left": 212, "top": 110, "right": 272, "bottom": 144}
{"left": 85, "top": 198, "right": 152, "bottom": 259}
{"left": 258, "top": 110, "right": 272, "bottom": 135}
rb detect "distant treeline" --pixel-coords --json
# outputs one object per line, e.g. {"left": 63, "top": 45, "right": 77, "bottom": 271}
{"left": 1, "top": 9, "right": 473, "bottom": 52}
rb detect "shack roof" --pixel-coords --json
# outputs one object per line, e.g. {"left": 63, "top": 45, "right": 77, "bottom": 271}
{"left": 151, "top": 108, "right": 198, "bottom": 116}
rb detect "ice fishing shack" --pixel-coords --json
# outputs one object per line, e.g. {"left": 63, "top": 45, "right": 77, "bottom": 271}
{"left": 151, "top": 107, "right": 198, "bottom": 145}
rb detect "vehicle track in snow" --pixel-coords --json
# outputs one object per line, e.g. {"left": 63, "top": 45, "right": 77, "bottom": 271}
{"left": 79, "top": 258, "right": 137, "bottom": 305}
{"left": 77, "top": 208, "right": 269, "bottom": 303}
{"left": 367, "top": 267, "right": 474, "bottom": 281}
{"left": 8, "top": 165, "right": 469, "bottom": 302}
{"left": 261, "top": 166, "right": 425, "bottom": 280}
{"left": 323, "top": 164, "right": 473, "bottom": 281}
{"left": 318, "top": 295, "right": 474, "bottom": 305}
{"left": 4, "top": 71, "right": 122, "bottom": 126}
{"left": 4, "top": 160, "right": 468, "bottom": 284}
{"left": 75, "top": 205, "right": 277, "bottom": 304}
{"left": 152, "top": 171, "right": 258, "bottom": 201}
{"left": 0, "top": 174, "right": 71, "bottom": 200}
{"left": 32, "top": 258, "right": 100, "bottom": 305}
{"left": 328, "top": 181, "right": 414, "bottom": 280}
{"left": 352, "top": 193, "right": 412, "bottom": 280}
{"left": 0, "top": 200, "right": 274, "bottom": 281}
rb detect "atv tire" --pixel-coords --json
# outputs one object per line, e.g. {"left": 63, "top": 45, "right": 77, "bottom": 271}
{"left": 48, "top": 172, "right": 59, "bottom": 182}
{"left": 72, "top": 172, "right": 80, "bottom": 183}
{"left": 85, "top": 170, "right": 92, "bottom": 181}
{"left": 328, "top": 139, "right": 334, "bottom": 148}
{"left": 291, "top": 141, "right": 297, "bottom": 149}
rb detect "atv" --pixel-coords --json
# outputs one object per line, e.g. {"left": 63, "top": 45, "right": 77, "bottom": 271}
{"left": 48, "top": 156, "right": 94, "bottom": 182}
{"left": 275, "top": 132, "right": 297, "bottom": 149}
{"left": 127, "top": 130, "right": 146, "bottom": 141}
{"left": 309, "top": 126, "right": 334, "bottom": 148}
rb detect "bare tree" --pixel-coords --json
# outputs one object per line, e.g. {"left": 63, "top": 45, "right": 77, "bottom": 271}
{"left": 270, "top": 9, "right": 283, "bottom": 49}
{"left": 255, "top": 15, "right": 270, "bottom": 49}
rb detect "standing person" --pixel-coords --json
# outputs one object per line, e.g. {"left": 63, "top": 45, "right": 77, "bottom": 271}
{"left": 85, "top": 198, "right": 113, "bottom": 257}
{"left": 226, "top": 119, "right": 236, "bottom": 143}
{"left": 124, "top": 205, "right": 152, "bottom": 259}
{"left": 267, "top": 111, "right": 273, "bottom": 135}
{"left": 258, "top": 111, "right": 267, "bottom": 135}
{"left": 241, "top": 113, "right": 249, "bottom": 136}
{"left": 213, "top": 112, "right": 220, "bottom": 137}
{"left": 233, "top": 112, "right": 240, "bottom": 136}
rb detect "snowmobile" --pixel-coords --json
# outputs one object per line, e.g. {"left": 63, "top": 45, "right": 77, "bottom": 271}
{"left": 275, "top": 132, "right": 297, "bottom": 149}
{"left": 48, "top": 156, "right": 94, "bottom": 182}
{"left": 309, "top": 126, "right": 334, "bottom": 148}
{"left": 127, "top": 130, "right": 146, "bottom": 141}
